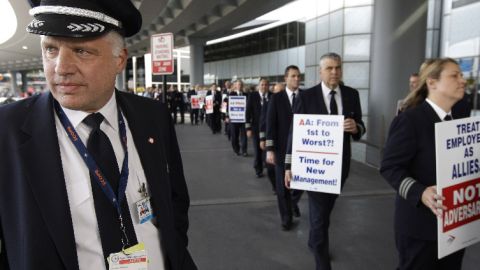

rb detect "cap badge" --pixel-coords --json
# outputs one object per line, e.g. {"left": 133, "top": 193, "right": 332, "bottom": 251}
{"left": 67, "top": 23, "right": 105, "bottom": 33}
{"left": 28, "top": 19, "right": 44, "bottom": 28}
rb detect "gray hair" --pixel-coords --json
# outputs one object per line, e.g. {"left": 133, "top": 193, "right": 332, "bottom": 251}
{"left": 319, "top": 52, "right": 342, "bottom": 68}
{"left": 105, "top": 31, "right": 126, "bottom": 57}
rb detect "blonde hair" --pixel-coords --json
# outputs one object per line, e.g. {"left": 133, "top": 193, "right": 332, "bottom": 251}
{"left": 401, "top": 58, "right": 458, "bottom": 111}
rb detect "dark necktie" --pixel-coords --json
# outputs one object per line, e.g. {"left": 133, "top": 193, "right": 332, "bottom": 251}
{"left": 83, "top": 113, "right": 138, "bottom": 264}
{"left": 261, "top": 93, "right": 266, "bottom": 106}
{"left": 444, "top": 114, "right": 453, "bottom": 121}
{"left": 291, "top": 92, "right": 296, "bottom": 108}
{"left": 329, "top": 90, "right": 338, "bottom": 115}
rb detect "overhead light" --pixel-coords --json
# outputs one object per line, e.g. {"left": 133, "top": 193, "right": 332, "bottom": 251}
{"left": 22, "top": 46, "right": 28, "bottom": 50}
{"left": 0, "top": 1, "right": 18, "bottom": 45}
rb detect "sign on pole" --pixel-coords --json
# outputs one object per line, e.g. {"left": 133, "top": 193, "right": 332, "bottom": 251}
{"left": 291, "top": 114, "right": 344, "bottom": 194}
{"left": 436, "top": 116, "right": 480, "bottom": 258}
{"left": 151, "top": 33, "right": 174, "bottom": 75}
{"left": 228, "top": 96, "right": 246, "bottom": 123}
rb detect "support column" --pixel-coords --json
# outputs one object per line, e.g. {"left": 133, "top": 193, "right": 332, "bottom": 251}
{"left": 21, "top": 71, "right": 28, "bottom": 93}
{"left": 188, "top": 38, "right": 205, "bottom": 86}
{"left": 426, "top": 0, "right": 443, "bottom": 58}
{"left": 9, "top": 71, "right": 19, "bottom": 96}
{"left": 366, "top": 0, "right": 428, "bottom": 166}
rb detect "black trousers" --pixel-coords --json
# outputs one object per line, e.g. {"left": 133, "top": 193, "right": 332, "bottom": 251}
{"left": 230, "top": 123, "right": 247, "bottom": 154}
{"left": 395, "top": 233, "right": 464, "bottom": 270}
{"left": 307, "top": 191, "right": 338, "bottom": 270}
{"left": 173, "top": 106, "right": 185, "bottom": 124}
{"left": 274, "top": 162, "right": 303, "bottom": 226}
{"left": 251, "top": 131, "right": 263, "bottom": 173}
{"left": 211, "top": 110, "right": 221, "bottom": 133}
{"left": 190, "top": 109, "right": 199, "bottom": 125}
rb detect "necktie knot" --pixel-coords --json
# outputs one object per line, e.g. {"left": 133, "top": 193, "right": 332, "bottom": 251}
{"left": 330, "top": 90, "right": 336, "bottom": 97}
{"left": 444, "top": 114, "right": 453, "bottom": 121}
{"left": 83, "top": 113, "right": 105, "bottom": 130}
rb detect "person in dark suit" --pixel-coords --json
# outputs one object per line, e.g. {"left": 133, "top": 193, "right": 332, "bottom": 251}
{"left": 227, "top": 80, "right": 248, "bottom": 156}
{"left": 284, "top": 53, "right": 366, "bottom": 270}
{"left": 0, "top": 1, "right": 196, "bottom": 269}
{"left": 187, "top": 85, "right": 199, "bottom": 125}
{"left": 380, "top": 58, "right": 467, "bottom": 270}
{"left": 207, "top": 84, "right": 222, "bottom": 134}
{"left": 266, "top": 65, "right": 304, "bottom": 230}
{"left": 246, "top": 78, "right": 275, "bottom": 184}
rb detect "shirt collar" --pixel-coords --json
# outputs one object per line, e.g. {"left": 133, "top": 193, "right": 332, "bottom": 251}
{"left": 321, "top": 81, "right": 340, "bottom": 97}
{"left": 61, "top": 91, "right": 119, "bottom": 131}
{"left": 286, "top": 87, "right": 298, "bottom": 97}
{"left": 425, "top": 98, "right": 451, "bottom": 121}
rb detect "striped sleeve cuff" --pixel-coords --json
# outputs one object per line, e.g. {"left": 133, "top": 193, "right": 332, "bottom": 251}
{"left": 285, "top": 154, "right": 292, "bottom": 164}
{"left": 266, "top": 140, "right": 274, "bottom": 147}
{"left": 399, "top": 177, "right": 416, "bottom": 200}
{"left": 357, "top": 124, "right": 365, "bottom": 136}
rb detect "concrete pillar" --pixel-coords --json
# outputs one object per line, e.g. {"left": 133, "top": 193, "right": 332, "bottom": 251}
{"left": 366, "top": 0, "right": 428, "bottom": 166}
{"left": 9, "top": 71, "right": 19, "bottom": 96}
{"left": 426, "top": 0, "right": 443, "bottom": 58}
{"left": 188, "top": 38, "right": 205, "bottom": 86}
{"left": 21, "top": 71, "right": 28, "bottom": 93}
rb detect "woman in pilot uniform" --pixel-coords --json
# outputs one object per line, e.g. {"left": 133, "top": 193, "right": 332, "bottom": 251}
{"left": 380, "top": 58, "right": 467, "bottom": 270}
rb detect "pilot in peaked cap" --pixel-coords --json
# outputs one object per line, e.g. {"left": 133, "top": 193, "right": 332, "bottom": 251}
{"left": 26, "top": 0, "right": 142, "bottom": 37}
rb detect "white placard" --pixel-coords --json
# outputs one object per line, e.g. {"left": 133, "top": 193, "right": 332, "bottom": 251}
{"left": 228, "top": 96, "right": 246, "bottom": 123}
{"left": 190, "top": 95, "right": 200, "bottom": 109}
{"left": 291, "top": 114, "right": 344, "bottom": 194}
{"left": 436, "top": 116, "right": 480, "bottom": 258}
{"left": 205, "top": 95, "right": 214, "bottom": 114}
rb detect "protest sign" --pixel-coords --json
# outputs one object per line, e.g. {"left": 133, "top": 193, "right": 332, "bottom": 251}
{"left": 436, "top": 116, "right": 480, "bottom": 258}
{"left": 190, "top": 95, "right": 200, "bottom": 109}
{"left": 291, "top": 114, "right": 344, "bottom": 194}
{"left": 228, "top": 96, "right": 246, "bottom": 123}
{"left": 205, "top": 95, "right": 213, "bottom": 114}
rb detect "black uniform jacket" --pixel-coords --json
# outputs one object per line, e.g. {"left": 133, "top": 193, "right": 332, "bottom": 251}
{"left": 266, "top": 91, "right": 294, "bottom": 164}
{"left": 246, "top": 91, "right": 271, "bottom": 133}
{"left": 0, "top": 91, "right": 196, "bottom": 270}
{"left": 285, "top": 83, "right": 365, "bottom": 181}
{"left": 380, "top": 100, "right": 471, "bottom": 240}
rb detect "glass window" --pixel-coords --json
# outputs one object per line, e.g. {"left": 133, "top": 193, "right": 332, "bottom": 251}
{"left": 343, "top": 35, "right": 370, "bottom": 61}
{"left": 329, "top": 9, "right": 344, "bottom": 37}
{"left": 344, "top": 6, "right": 372, "bottom": 34}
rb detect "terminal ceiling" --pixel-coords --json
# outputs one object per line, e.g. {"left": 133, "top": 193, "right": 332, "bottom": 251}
{"left": 0, "top": 0, "right": 292, "bottom": 73}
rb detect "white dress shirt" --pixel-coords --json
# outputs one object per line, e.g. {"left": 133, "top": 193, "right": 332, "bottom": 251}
{"left": 321, "top": 81, "right": 343, "bottom": 115}
{"left": 286, "top": 87, "right": 299, "bottom": 106}
{"left": 55, "top": 92, "right": 165, "bottom": 270}
{"left": 426, "top": 98, "right": 452, "bottom": 121}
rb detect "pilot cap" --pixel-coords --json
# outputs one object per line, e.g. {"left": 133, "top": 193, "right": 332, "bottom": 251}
{"left": 26, "top": 0, "right": 142, "bottom": 37}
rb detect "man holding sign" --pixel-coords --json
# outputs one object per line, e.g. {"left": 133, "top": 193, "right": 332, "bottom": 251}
{"left": 285, "top": 53, "right": 365, "bottom": 270}
{"left": 381, "top": 58, "right": 469, "bottom": 269}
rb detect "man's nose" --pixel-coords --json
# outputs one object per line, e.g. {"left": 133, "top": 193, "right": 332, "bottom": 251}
{"left": 54, "top": 49, "right": 76, "bottom": 75}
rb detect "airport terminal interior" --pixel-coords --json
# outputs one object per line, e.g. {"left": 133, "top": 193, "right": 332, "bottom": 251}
{"left": 1, "top": 0, "right": 480, "bottom": 269}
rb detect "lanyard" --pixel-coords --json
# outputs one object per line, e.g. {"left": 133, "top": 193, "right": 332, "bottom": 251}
{"left": 53, "top": 101, "right": 132, "bottom": 246}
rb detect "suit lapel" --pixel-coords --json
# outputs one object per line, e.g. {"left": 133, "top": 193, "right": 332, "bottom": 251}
{"left": 421, "top": 100, "right": 442, "bottom": 124}
{"left": 19, "top": 93, "right": 79, "bottom": 270}
{"left": 314, "top": 84, "right": 328, "bottom": 114}
{"left": 116, "top": 92, "right": 171, "bottom": 232}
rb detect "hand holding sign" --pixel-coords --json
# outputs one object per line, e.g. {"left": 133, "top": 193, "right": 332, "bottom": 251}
{"left": 421, "top": 185, "right": 447, "bottom": 218}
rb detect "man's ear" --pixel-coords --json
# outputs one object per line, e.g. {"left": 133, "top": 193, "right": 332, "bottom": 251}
{"left": 116, "top": 48, "right": 128, "bottom": 74}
